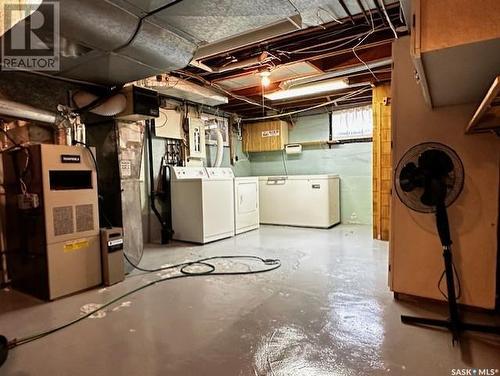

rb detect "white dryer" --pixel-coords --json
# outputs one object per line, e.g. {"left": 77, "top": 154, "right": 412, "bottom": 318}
{"left": 234, "top": 177, "right": 260, "bottom": 234}
{"left": 171, "top": 167, "right": 235, "bottom": 243}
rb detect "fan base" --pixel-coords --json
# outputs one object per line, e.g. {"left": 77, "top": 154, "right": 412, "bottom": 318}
{"left": 0, "top": 335, "right": 8, "bottom": 367}
{"left": 401, "top": 315, "right": 500, "bottom": 344}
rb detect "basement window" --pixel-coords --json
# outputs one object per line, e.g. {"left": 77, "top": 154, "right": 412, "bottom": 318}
{"left": 331, "top": 105, "right": 372, "bottom": 141}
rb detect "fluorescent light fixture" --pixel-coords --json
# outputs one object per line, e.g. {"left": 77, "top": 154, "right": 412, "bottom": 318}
{"left": 265, "top": 78, "right": 349, "bottom": 101}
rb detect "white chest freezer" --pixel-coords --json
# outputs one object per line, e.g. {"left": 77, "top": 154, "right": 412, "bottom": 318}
{"left": 259, "top": 175, "right": 340, "bottom": 228}
{"left": 234, "top": 177, "right": 259, "bottom": 234}
{"left": 171, "top": 167, "right": 235, "bottom": 243}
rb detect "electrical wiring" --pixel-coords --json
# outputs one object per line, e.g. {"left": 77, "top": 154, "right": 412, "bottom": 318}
{"left": 378, "top": 0, "right": 398, "bottom": 39}
{"left": 317, "top": 6, "right": 343, "bottom": 25}
{"left": 352, "top": 0, "right": 379, "bottom": 82}
{"left": 275, "top": 23, "right": 360, "bottom": 53}
{"left": 241, "top": 86, "right": 371, "bottom": 122}
{"left": 173, "top": 70, "right": 278, "bottom": 112}
{"left": 0, "top": 127, "right": 31, "bottom": 195}
{"left": 6, "top": 254, "right": 281, "bottom": 350}
{"left": 0, "top": 126, "right": 19, "bottom": 147}
{"left": 285, "top": 25, "right": 386, "bottom": 55}
{"left": 71, "top": 140, "right": 114, "bottom": 229}
{"left": 437, "top": 262, "right": 462, "bottom": 300}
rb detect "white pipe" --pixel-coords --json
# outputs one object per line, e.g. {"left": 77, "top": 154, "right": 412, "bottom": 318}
{"left": 281, "top": 58, "right": 392, "bottom": 90}
{"left": 0, "top": 98, "right": 57, "bottom": 125}
{"left": 214, "top": 128, "right": 224, "bottom": 167}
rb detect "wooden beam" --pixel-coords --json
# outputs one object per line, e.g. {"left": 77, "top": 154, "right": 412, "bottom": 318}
{"left": 317, "top": 42, "right": 392, "bottom": 72}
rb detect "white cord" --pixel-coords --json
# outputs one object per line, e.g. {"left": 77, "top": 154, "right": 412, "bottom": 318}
{"left": 317, "top": 6, "right": 343, "bottom": 25}
{"left": 379, "top": 0, "right": 398, "bottom": 39}
{"left": 352, "top": 1, "right": 379, "bottom": 82}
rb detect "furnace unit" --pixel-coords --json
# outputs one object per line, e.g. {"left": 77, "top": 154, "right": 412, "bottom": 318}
{"left": 3, "top": 144, "right": 102, "bottom": 300}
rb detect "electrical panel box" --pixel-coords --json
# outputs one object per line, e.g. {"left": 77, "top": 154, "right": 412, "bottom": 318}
{"left": 2, "top": 144, "right": 102, "bottom": 300}
{"left": 242, "top": 120, "right": 289, "bottom": 152}
{"left": 115, "top": 85, "right": 160, "bottom": 121}
{"left": 187, "top": 117, "right": 206, "bottom": 166}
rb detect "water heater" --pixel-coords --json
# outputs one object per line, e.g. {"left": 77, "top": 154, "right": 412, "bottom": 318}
{"left": 2, "top": 144, "right": 101, "bottom": 300}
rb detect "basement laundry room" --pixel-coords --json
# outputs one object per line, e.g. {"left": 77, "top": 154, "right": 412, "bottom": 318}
{"left": 0, "top": 1, "right": 499, "bottom": 375}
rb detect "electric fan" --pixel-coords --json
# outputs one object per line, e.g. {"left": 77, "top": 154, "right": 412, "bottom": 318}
{"left": 395, "top": 142, "right": 500, "bottom": 343}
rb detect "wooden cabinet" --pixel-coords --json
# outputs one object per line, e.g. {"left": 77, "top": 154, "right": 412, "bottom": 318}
{"left": 242, "top": 120, "right": 289, "bottom": 152}
{"left": 410, "top": 0, "right": 500, "bottom": 107}
{"left": 391, "top": 37, "right": 499, "bottom": 309}
{"left": 466, "top": 76, "right": 500, "bottom": 134}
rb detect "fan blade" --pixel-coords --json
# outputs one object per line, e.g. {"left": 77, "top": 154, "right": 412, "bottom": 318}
{"left": 418, "top": 149, "right": 454, "bottom": 177}
{"left": 420, "top": 187, "right": 434, "bottom": 206}
{"left": 399, "top": 162, "right": 421, "bottom": 192}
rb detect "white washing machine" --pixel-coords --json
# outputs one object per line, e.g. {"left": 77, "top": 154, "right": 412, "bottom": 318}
{"left": 234, "top": 177, "right": 260, "bottom": 234}
{"left": 171, "top": 167, "right": 235, "bottom": 243}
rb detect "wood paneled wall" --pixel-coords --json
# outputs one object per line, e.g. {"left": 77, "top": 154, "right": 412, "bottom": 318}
{"left": 372, "top": 84, "right": 392, "bottom": 241}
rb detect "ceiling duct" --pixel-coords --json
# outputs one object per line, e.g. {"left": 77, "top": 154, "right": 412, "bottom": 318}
{"left": 0, "top": 0, "right": 307, "bottom": 85}
{"left": 140, "top": 76, "right": 228, "bottom": 107}
{"left": 0, "top": 98, "right": 57, "bottom": 125}
{"left": 190, "top": 15, "right": 302, "bottom": 72}
{"left": 0, "top": 0, "right": 197, "bottom": 85}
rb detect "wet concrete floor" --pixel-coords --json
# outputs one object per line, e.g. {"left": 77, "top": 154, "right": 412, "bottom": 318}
{"left": 1, "top": 225, "right": 499, "bottom": 375}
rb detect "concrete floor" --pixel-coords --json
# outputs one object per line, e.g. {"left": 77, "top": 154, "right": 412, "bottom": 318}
{"left": 1, "top": 225, "right": 499, "bottom": 376}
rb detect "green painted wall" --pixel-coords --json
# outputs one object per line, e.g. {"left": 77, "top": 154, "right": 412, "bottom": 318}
{"left": 206, "top": 137, "right": 251, "bottom": 176}
{"left": 247, "top": 113, "right": 373, "bottom": 225}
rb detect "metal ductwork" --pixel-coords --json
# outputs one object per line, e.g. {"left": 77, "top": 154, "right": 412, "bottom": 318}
{"left": 0, "top": 0, "right": 307, "bottom": 86}
{"left": 140, "top": 76, "right": 228, "bottom": 107}
{"left": 197, "top": 52, "right": 271, "bottom": 74}
{"left": 0, "top": 98, "right": 58, "bottom": 125}
{"left": 0, "top": 1, "right": 42, "bottom": 37}
{"left": 190, "top": 15, "right": 302, "bottom": 72}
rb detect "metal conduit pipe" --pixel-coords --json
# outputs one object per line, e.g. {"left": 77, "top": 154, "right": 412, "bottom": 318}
{"left": 146, "top": 119, "right": 170, "bottom": 244}
{"left": 0, "top": 98, "right": 58, "bottom": 125}
{"left": 0, "top": 99, "right": 57, "bottom": 124}
{"left": 281, "top": 58, "right": 393, "bottom": 90}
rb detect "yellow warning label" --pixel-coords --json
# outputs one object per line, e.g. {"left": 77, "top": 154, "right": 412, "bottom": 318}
{"left": 63, "top": 239, "right": 89, "bottom": 253}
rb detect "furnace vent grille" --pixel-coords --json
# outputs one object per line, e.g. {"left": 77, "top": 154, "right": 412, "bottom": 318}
{"left": 76, "top": 204, "right": 94, "bottom": 232}
{"left": 53, "top": 206, "right": 74, "bottom": 236}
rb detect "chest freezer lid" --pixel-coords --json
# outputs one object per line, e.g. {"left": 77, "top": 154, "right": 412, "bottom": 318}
{"left": 258, "top": 174, "right": 339, "bottom": 181}
{"left": 171, "top": 167, "right": 208, "bottom": 180}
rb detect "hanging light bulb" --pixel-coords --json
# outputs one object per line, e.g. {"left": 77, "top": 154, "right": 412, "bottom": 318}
{"left": 259, "top": 71, "right": 271, "bottom": 87}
